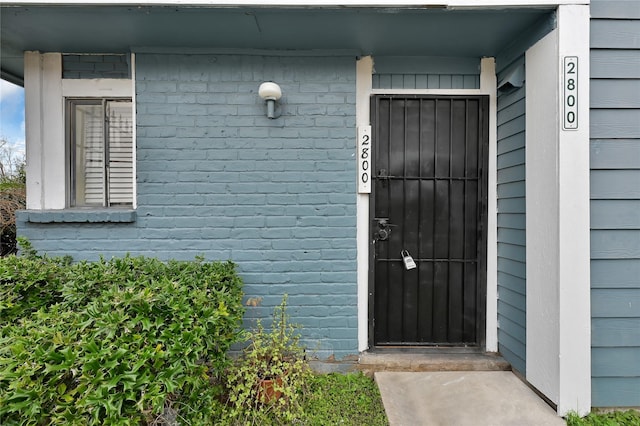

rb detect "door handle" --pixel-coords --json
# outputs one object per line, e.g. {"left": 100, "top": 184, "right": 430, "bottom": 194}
{"left": 373, "top": 217, "right": 394, "bottom": 241}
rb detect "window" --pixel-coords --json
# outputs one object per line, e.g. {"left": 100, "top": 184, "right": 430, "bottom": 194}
{"left": 67, "top": 99, "right": 133, "bottom": 207}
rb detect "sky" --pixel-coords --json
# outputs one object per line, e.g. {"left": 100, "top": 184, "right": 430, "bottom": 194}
{"left": 0, "top": 79, "right": 26, "bottom": 161}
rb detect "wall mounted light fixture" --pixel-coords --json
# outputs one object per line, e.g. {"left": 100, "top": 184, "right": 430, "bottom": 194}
{"left": 258, "top": 82, "right": 282, "bottom": 119}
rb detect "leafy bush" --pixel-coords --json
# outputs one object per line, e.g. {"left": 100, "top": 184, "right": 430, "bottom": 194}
{"left": 0, "top": 253, "right": 244, "bottom": 425}
{"left": 0, "top": 158, "right": 26, "bottom": 257}
{"left": 0, "top": 183, "right": 25, "bottom": 257}
{"left": 0, "top": 246, "right": 68, "bottom": 323}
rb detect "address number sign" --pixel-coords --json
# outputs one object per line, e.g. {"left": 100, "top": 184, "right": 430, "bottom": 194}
{"left": 563, "top": 56, "right": 578, "bottom": 130}
{"left": 357, "top": 126, "right": 371, "bottom": 194}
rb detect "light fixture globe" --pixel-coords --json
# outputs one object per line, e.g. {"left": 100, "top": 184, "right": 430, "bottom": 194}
{"left": 258, "top": 82, "right": 282, "bottom": 119}
{"left": 258, "top": 82, "right": 282, "bottom": 101}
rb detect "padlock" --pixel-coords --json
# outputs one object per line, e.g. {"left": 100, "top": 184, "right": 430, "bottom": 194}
{"left": 401, "top": 250, "right": 416, "bottom": 270}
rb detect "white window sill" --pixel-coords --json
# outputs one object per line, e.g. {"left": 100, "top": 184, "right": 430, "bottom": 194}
{"left": 17, "top": 209, "right": 136, "bottom": 223}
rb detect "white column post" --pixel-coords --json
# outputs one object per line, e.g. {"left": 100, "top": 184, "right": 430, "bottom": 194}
{"left": 526, "top": 4, "right": 591, "bottom": 416}
{"left": 480, "top": 57, "right": 498, "bottom": 352}
{"left": 41, "top": 53, "right": 65, "bottom": 209}
{"left": 24, "top": 51, "right": 44, "bottom": 210}
{"left": 24, "top": 51, "right": 65, "bottom": 210}
{"left": 556, "top": 4, "right": 591, "bottom": 416}
{"left": 526, "top": 28, "right": 561, "bottom": 407}
{"left": 356, "top": 56, "right": 373, "bottom": 352}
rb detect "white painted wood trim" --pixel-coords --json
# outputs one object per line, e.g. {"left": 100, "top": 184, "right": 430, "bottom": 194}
{"left": 526, "top": 29, "right": 561, "bottom": 407}
{"left": 372, "top": 89, "right": 484, "bottom": 96}
{"left": 526, "top": 5, "right": 591, "bottom": 416}
{"left": 480, "top": 57, "right": 498, "bottom": 353}
{"left": 24, "top": 52, "right": 44, "bottom": 210}
{"left": 61, "top": 79, "right": 132, "bottom": 97}
{"left": 131, "top": 53, "right": 137, "bottom": 209}
{"left": 356, "top": 56, "right": 373, "bottom": 352}
{"left": 556, "top": 4, "right": 591, "bottom": 416}
{"left": 41, "top": 53, "right": 65, "bottom": 210}
{"left": 3, "top": 1, "right": 590, "bottom": 6}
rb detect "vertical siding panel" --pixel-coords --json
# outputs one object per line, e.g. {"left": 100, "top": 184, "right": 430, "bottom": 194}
{"left": 378, "top": 74, "right": 392, "bottom": 89}
{"left": 451, "top": 75, "right": 464, "bottom": 89}
{"left": 463, "top": 75, "right": 479, "bottom": 89}
{"left": 403, "top": 74, "right": 416, "bottom": 89}
{"left": 427, "top": 74, "right": 440, "bottom": 89}
{"left": 391, "top": 74, "right": 404, "bottom": 89}
{"left": 439, "top": 75, "right": 452, "bottom": 89}
{"left": 372, "top": 74, "right": 481, "bottom": 90}
{"left": 590, "top": 0, "right": 640, "bottom": 408}
{"left": 415, "top": 74, "right": 428, "bottom": 89}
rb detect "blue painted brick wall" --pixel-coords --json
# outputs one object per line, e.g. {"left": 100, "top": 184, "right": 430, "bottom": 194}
{"left": 62, "top": 54, "right": 130, "bottom": 79}
{"left": 19, "top": 53, "right": 358, "bottom": 359}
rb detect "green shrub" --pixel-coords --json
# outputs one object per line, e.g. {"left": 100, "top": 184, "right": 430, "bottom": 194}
{"left": 0, "top": 243, "right": 68, "bottom": 324}
{"left": 0, "top": 166, "right": 26, "bottom": 257}
{"left": 0, "top": 254, "right": 244, "bottom": 425}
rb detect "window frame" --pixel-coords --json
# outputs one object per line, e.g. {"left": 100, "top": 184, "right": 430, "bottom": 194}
{"left": 66, "top": 97, "right": 134, "bottom": 208}
{"left": 25, "top": 52, "right": 136, "bottom": 211}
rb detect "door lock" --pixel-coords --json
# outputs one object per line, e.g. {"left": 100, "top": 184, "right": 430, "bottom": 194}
{"left": 373, "top": 218, "right": 394, "bottom": 241}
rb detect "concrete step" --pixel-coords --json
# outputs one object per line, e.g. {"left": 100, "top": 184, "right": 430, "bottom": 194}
{"left": 358, "top": 351, "right": 511, "bottom": 374}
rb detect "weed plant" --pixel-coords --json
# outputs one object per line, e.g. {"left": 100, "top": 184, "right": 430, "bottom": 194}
{"left": 217, "top": 372, "right": 389, "bottom": 426}
{"left": 566, "top": 410, "right": 640, "bottom": 426}
{"left": 224, "top": 296, "right": 312, "bottom": 424}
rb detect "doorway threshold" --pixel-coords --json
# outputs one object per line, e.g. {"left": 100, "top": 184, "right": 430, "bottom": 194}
{"left": 358, "top": 350, "right": 510, "bottom": 374}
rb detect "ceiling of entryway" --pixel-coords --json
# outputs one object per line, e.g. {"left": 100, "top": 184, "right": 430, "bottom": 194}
{"left": 1, "top": 5, "right": 554, "bottom": 83}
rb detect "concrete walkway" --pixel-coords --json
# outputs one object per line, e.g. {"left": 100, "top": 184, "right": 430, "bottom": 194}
{"left": 376, "top": 371, "right": 565, "bottom": 426}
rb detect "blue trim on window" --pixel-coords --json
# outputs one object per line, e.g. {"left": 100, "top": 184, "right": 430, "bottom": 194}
{"left": 17, "top": 209, "right": 136, "bottom": 223}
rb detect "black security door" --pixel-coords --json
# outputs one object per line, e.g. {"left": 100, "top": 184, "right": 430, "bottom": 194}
{"left": 370, "top": 95, "right": 488, "bottom": 347}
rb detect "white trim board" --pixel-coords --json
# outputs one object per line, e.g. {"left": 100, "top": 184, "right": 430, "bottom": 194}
{"left": 2, "top": 1, "right": 590, "bottom": 6}
{"left": 356, "top": 56, "right": 373, "bottom": 352}
{"left": 131, "top": 53, "right": 138, "bottom": 209}
{"left": 480, "top": 57, "right": 498, "bottom": 353}
{"left": 556, "top": 4, "right": 590, "bottom": 416}
{"left": 525, "top": 3, "right": 590, "bottom": 416}
{"left": 61, "top": 79, "right": 132, "bottom": 97}
{"left": 526, "top": 28, "right": 561, "bottom": 406}
{"left": 24, "top": 52, "right": 65, "bottom": 210}
{"left": 372, "top": 89, "right": 486, "bottom": 96}
{"left": 356, "top": 56, "right": 498, "bottom": 353}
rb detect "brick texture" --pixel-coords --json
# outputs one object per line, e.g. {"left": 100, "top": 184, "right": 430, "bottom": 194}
{"left": 19, "top": 54, "right": 358, "bottom": 359}
{"left": 62, "top": 54, "right": 130, "bottom": 79}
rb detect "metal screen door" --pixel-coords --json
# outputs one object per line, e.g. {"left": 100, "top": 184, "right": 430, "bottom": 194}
{"left": 370, "top": 95, "right": 489, "bottom": 347}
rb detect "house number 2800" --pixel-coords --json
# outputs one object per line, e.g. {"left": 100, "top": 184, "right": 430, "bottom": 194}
{"left": 563, "top": 57, "right": 578, "bottom": 130}
{"left": 357, "top": 126, "right": 371, "bottom": 193}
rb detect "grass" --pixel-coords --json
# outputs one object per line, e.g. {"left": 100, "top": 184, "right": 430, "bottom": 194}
{"left": 219, "top": 372, "right": 389, "bottom": 425}
{"left": 299, "top": 372, "right": 389, "bottom": 425}
{"left": 566, "top": 410, "right": 640, "bottom": 426}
